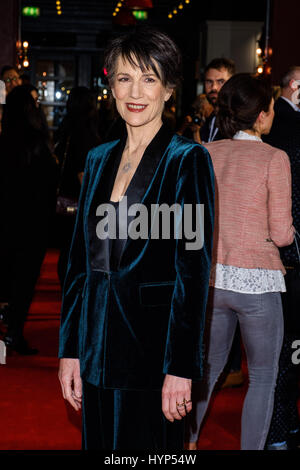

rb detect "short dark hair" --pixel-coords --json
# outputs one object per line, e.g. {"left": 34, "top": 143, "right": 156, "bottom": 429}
{"left": 205, "top": 58, "right": 236, "bottom": 77}
{"left": 217, "top": 73, "right": 273, "bottom": 139}
{"left": 1, "top": 65, "right": 18, "bottom": 78}
{"left": 280, "top": 66, "right": 300, "bottom": 88}
{"left": 104, "top": 27, "right": 182, "bottom": 88}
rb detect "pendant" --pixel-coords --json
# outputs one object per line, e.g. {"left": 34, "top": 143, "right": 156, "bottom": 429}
{"left": 122, "top": 162, "right": 132, "bottom": 173}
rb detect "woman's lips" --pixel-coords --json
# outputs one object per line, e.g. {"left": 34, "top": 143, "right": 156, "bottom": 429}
{"left": 126, "top": 103, "right": 148, "bottom": 112}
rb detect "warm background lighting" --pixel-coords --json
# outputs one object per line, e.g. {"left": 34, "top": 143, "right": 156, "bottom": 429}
{"left": 167, "top": 0, "right": 192, "bottom": 20}
{"left": 56, "top": 0, "right": 63, "bottom": 15}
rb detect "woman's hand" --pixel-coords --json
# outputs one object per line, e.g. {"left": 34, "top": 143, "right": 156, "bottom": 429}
{"left": 162, "top": 374, "right": 192, "bottom": 422}
{"left": 58, "top": 358, "right": 82, "bottom": 411}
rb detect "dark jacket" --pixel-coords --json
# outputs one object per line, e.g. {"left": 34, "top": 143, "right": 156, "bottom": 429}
{"left": 58, "top": 124, "right": 215, "bottom": 390}
{"left": 200, "top": 113, "right": 223, "bottom": 143}
{"left": 0, "top": 132, "right": 57, "bottom": 244}
{"left": 263, "top": 97, "right": 300, "bottom": 266}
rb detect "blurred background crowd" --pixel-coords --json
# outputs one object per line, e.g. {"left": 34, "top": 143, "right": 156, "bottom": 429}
{"left": 0, "top": 0, "right": 299, "bottom": 451}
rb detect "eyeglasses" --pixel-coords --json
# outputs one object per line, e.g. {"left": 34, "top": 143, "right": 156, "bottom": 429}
{"left": 3, "top": 77, "right": 20, "bottom": 84}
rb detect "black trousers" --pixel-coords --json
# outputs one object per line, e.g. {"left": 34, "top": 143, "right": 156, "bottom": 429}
{"left": 82, "top": 381, "right": 185, "bottom": 450}
{"left": 266, "top": 268, "right": 300, "bottom": 445}
{"left": 5, "top": 242, "right": 47, "bottom": 342}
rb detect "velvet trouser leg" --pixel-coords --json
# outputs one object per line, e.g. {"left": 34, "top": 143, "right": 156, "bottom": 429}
{"left": 82, "top": 381, "right": 185, "bottom": 450}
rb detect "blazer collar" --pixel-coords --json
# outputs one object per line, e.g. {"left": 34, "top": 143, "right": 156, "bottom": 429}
{"left": 124, "top": 122, "right": 174, "bottom": 208}
{"left": 88, "top": 123, "right": 175, "bottom": 272}
{"left": 114, "top": 123, "right": 174, "bottom": 270}
{"left": 277, "top": 96, "right": 300, "bottom": 118}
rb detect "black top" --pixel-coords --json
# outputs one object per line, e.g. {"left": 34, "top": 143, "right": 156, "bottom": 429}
{"left": 0, "top": 133, "right": 58, "bottom": 247}
{"left": 88, "top": 123, "right": 175, "bottom": 273}
{"left": 263, "top": 97, "right": 300, "bottom": 266}
{"left": 56, "top": 127, "right": 101, "bottom": 200}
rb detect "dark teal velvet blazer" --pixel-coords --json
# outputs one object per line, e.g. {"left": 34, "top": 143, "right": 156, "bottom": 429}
{"left": 58, "top": 124, "right": 215, "bottom": 391}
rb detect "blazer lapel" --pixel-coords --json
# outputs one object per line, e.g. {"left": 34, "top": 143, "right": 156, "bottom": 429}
{"left": 125, "top": 123, "right": 174, "bottom": 208}
{"left": 116, "top": 123, "right": 175, "bottom": 269}
{"left": 88, "top": 124, "right": 175, "bottom": 272}
{"left": 88, "top": 138, "right": 126, "bottom": 271}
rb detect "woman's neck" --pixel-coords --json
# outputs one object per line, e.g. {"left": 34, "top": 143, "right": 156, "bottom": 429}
{"left": 125, "top": 118, "right": 163, "bottom": 154}
{"left": 242, "top": 129, "right": 262, "bottom": 139}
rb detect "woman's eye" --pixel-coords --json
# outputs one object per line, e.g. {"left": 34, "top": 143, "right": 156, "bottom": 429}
{"left": 118, "top": 77, "right": 129, "bottom": 82}
{"left": 145, "top": 77, "right": 155, "bottom": 83}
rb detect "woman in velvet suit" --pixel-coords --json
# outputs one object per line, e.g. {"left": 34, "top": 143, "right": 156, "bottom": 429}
{"left": 58, "top": 28, "right": 215, "bottom": 450}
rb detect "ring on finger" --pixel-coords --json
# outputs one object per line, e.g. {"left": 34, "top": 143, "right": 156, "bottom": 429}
{"left": 176, "top": 401, "right": 186, "bottom": 408}
{"left": 176, "top": 398, "right": 192, "bottom": 408}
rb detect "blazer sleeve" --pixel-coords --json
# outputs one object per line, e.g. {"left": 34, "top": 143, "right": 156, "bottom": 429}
{"left": 163, "top": 144, "right": 215, "bottom": 381}
{"left": 268, "top": 149, "right": 294, "bottom": 247}
{"left": 58, "top": 151, "right": 92, "bottom": 358}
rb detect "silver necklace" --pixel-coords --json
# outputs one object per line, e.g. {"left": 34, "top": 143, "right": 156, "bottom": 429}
{"left": 122, "top": 148, "right": 132, "bottom": 173}
{"left": 122, "top": 161, "right": 132, "bottom": 173}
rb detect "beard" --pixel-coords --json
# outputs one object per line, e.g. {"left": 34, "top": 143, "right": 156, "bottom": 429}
{"left": 207, "top": 91, "right": 218, "bottom": 106}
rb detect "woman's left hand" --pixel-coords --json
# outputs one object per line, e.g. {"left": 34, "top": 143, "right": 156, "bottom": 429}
{"left": 162, "top": 374, "right": 192, "bottom": 422}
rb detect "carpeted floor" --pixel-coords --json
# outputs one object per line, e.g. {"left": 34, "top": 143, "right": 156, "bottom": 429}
{"left": 0, "top": 249, "right": 296, "bottom": 451}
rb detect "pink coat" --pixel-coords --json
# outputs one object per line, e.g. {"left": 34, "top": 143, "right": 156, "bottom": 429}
{"left": 204, "top": 139, "right": 294, "bottom": 274}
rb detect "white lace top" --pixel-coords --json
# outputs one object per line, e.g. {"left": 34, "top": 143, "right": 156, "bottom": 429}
{"left": 209, "top": 131, "right": 286, "bottom": 294}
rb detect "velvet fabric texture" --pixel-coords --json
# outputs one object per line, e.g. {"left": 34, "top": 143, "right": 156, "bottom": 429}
{"left": 58, "top": 124, "right": 215, "bottom": 391}
{"left": 82, "top": 381, "right": 185, "bottom": 450}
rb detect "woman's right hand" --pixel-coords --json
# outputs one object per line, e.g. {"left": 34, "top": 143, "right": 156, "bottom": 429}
{"left": 58, "top": 358, "right": 82, "bottom": 411}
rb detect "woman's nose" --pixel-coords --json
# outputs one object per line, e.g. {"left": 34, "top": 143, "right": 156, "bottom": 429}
{"left": 129, "top": 80, "right": 142, "bottom": 99}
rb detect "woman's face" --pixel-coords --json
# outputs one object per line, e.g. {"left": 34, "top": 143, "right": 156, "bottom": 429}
{"left": 111, "top": 55, "right": 172, "bottom": 129}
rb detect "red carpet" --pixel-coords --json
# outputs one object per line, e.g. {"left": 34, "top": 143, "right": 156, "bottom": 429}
{"left": 0, "top": 250, "right": 81, "bottom": 450}
{"left": 0, "top": 250, "right": 297, "bottom": 450}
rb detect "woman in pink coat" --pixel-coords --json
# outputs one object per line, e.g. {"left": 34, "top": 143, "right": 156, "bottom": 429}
{"left": 187, "top": 74, "right": 294, "bottom": 450}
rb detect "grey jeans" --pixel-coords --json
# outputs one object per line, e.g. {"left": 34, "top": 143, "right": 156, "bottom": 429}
{"left": 187, "top": 288, "right": 284, "bottom": 450}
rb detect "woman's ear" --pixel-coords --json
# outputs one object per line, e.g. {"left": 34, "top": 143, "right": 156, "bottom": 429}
{"left": 111, "top": 87, "right": 116, "bottom": 99}
{"left": 257, "top": 110, "right": 265, "bottom": 123}
{"left": 164, "top": 88, "right": 173, "bottom": 102}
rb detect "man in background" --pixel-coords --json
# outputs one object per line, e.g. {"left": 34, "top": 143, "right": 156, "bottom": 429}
{"left": 200, "top": 57, "right": 235, "bottom": 142}
{"left": 1, "top": 65, "right": 21, "bottom": 95}
{"left": 263, "top": 66, "right": 300, "bottom": 450}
